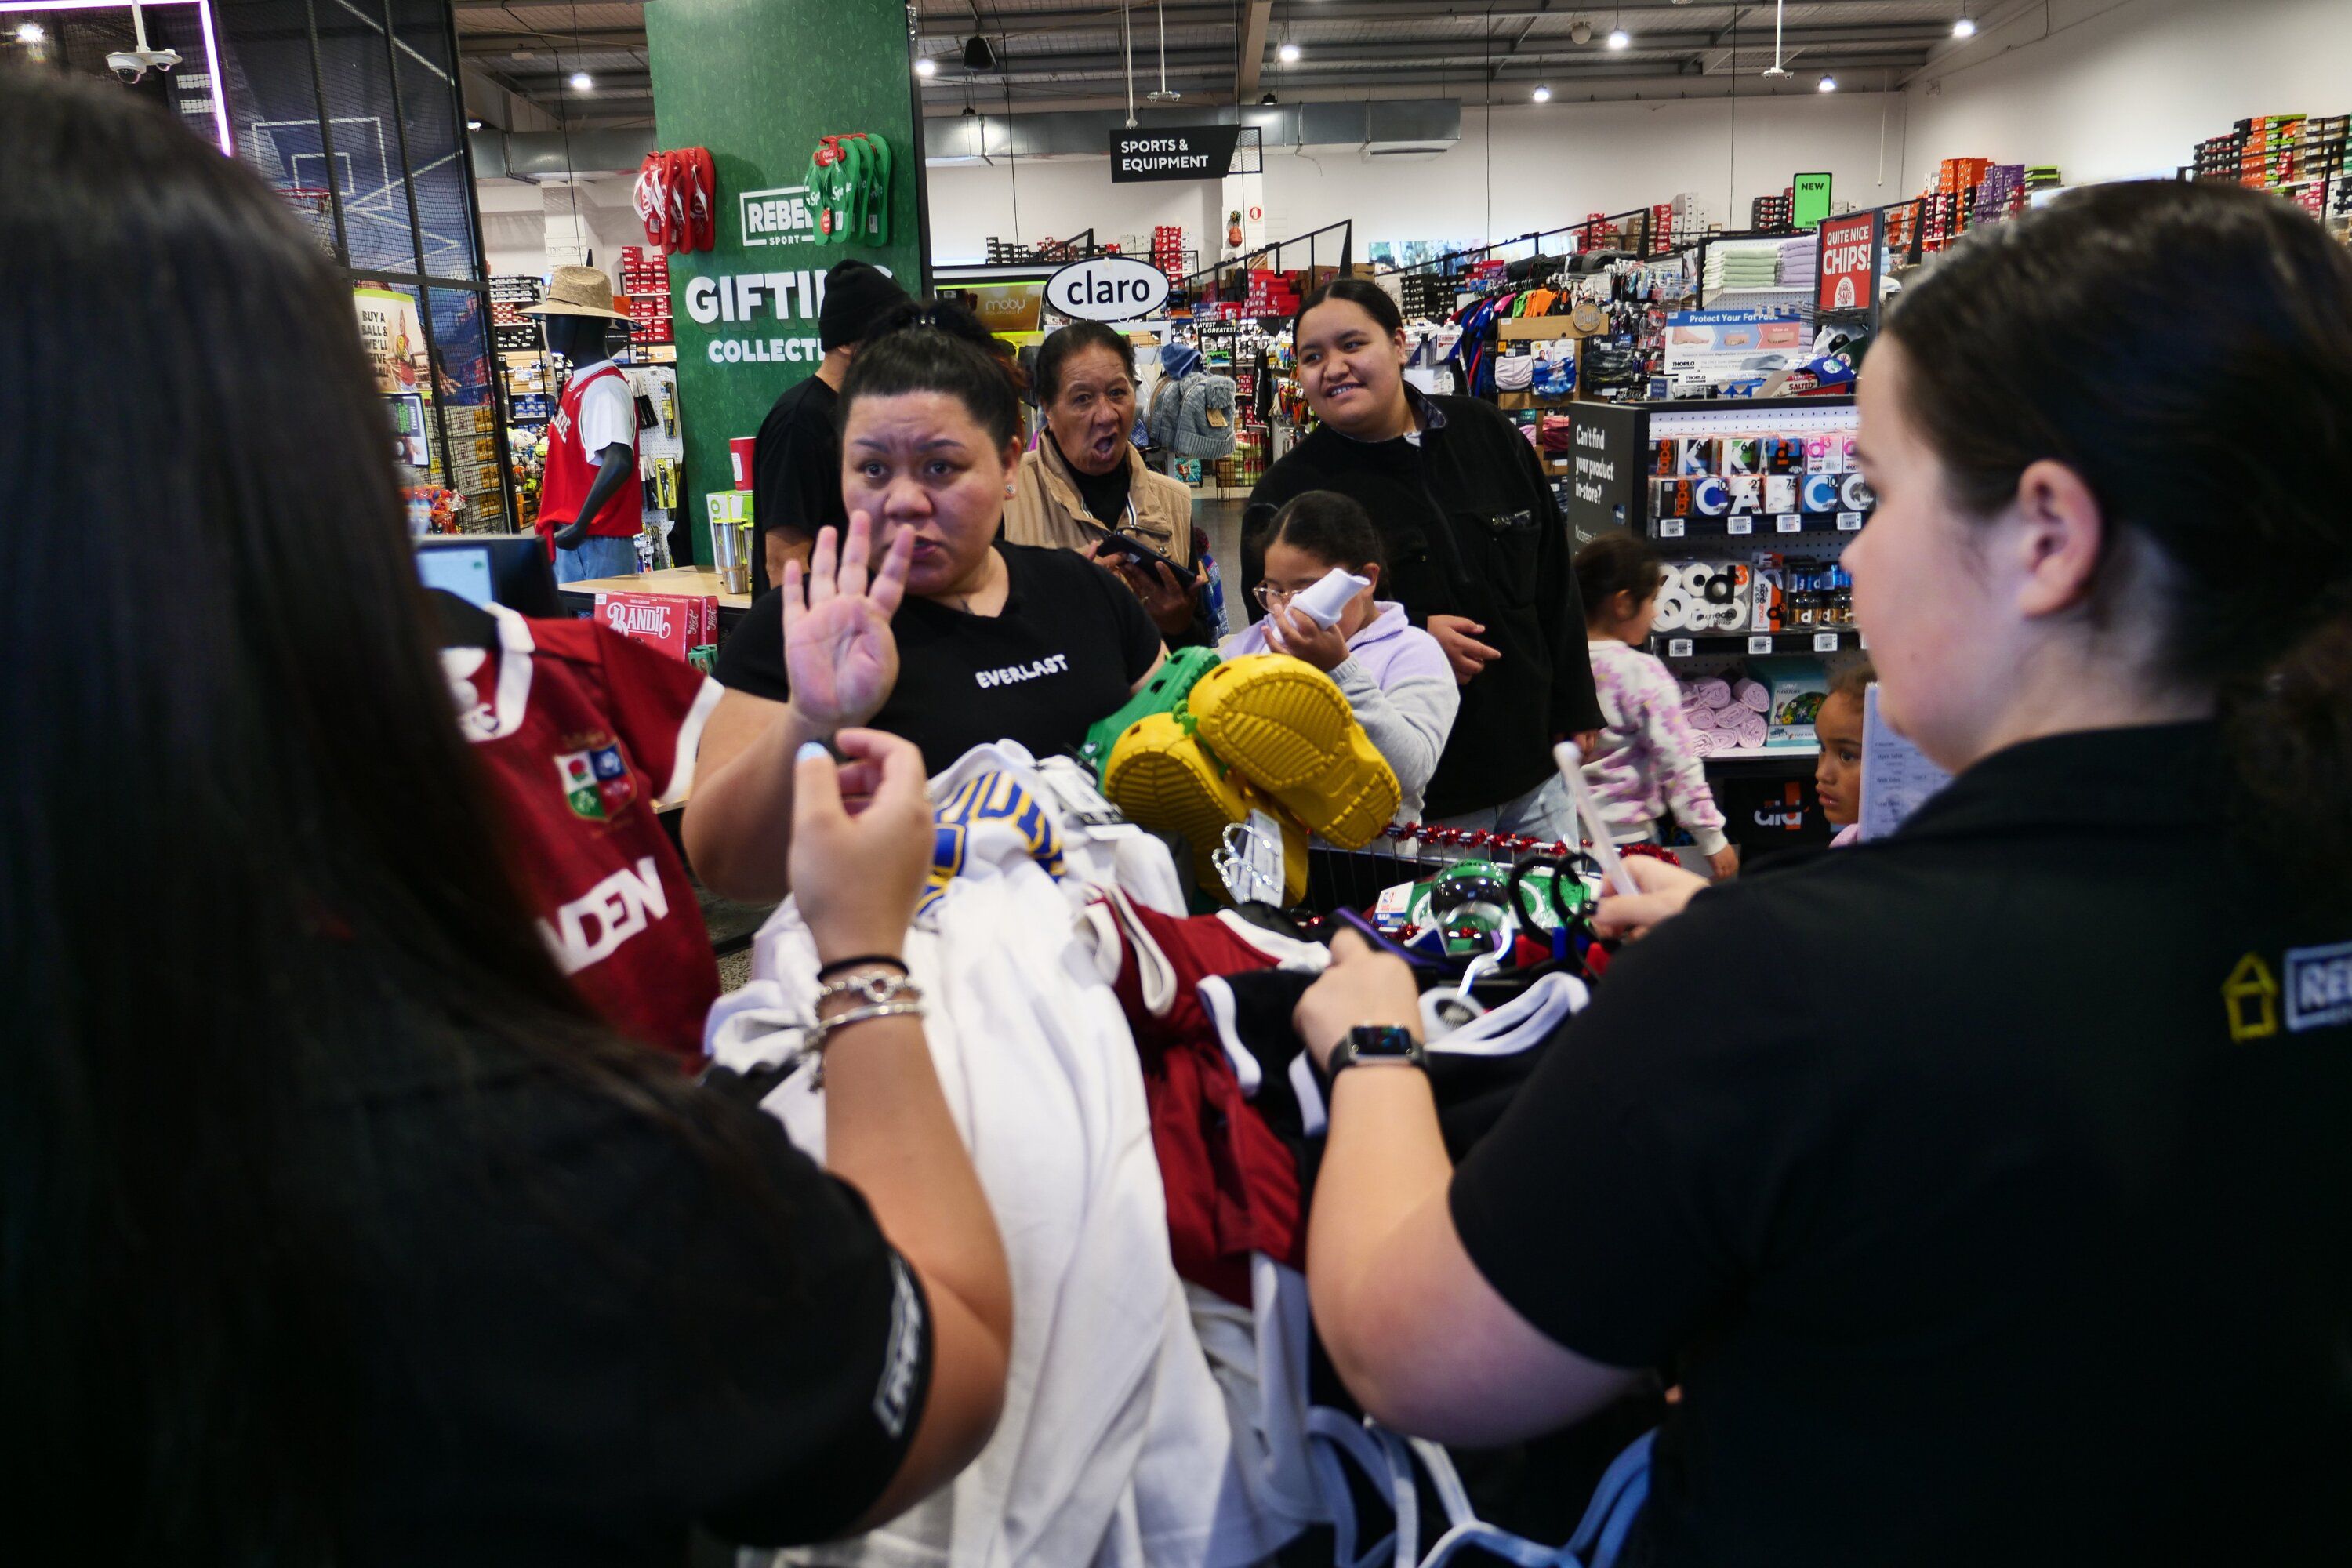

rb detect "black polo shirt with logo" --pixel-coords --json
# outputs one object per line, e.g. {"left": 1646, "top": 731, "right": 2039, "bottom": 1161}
{"left": 1450, "top": 722, "right": 2352, "bottom": 1564}
{"left": 716, "top": 540, "right": 1162, "bottom": 775}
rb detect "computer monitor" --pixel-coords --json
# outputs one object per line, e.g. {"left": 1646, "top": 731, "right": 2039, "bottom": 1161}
{"left": 415, "top": 534, "right": 561, "bottom": 618}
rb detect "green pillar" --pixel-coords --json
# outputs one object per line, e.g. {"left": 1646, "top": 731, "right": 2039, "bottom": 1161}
{"left": 647, "top": 0, "right": 928, "bottom": 568}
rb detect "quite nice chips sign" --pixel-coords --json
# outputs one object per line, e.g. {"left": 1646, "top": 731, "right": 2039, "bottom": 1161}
{"left": 1816, "top": 211, "right": 1881, "bottom": 314}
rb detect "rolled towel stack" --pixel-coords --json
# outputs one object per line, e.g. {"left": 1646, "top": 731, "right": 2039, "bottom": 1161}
{"left": 1721, "top": 706, "right": 1768, "bottom": 749}
{"left": 1686, "top": 675, "right": 1733, "bottom": 711}
{"left": 1680, "top": 674, "right": 1767, "bottom": 753}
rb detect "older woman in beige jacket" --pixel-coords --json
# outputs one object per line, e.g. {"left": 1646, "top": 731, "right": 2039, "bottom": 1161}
{"left": 1003, "top": 321, "right": 1204, "bottom": 641}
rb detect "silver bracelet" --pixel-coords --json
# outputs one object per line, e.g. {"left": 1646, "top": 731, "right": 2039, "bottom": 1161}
{"left": 808, "top": 999, "right": 926, "bottom": 1087}
{"left": 814, "top": 969, "right": 921, "bottom": 1012}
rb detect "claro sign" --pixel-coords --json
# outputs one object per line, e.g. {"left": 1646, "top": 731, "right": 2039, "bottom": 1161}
{"left": 1045, "top": 256, "right": 1171, "bottom": 323}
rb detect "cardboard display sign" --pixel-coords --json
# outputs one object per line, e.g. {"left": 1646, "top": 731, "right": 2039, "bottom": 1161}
{"left": 1817, "top": 211, "right": 1882, "bottom": 314}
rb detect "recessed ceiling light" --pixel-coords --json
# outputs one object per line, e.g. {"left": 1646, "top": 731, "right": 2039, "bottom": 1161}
{"left": 16, "top": 21, "right": 45, "bottom": 42}
{"left": 466, "top": 118, "right": 483, "bottom": 130}
{"left": 1278, "top": 41, "right": 1301, "bottom": 62}
{"left": 1532, "top": 84, "right": 1552, "bottom": 102}
{"left": 914, "top": 56, "right": 937, "bottom": 77}
{"left": 1607, "top": 27, "right": 1630, "bottom": 48}
{"left": 1816, "top": 72, "right": 1837, "bottom": 91}
{"left": 569, "top": 71, "right": 593, "bottom": 90}
{"left": 1951, "top": 14, "right": 1976, "bottom": 34}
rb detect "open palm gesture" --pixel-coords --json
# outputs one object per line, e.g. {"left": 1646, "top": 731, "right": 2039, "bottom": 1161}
{"left": 783, "top": 513, "right": 912, "bottom": 732}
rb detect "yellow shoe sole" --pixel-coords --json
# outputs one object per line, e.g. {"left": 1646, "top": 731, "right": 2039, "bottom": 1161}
{"left": 1187, "top": 655, "right": 1402, "bottom": 851}
{"left": 1103, "top": 713, "right": 1308, "bottom": 904}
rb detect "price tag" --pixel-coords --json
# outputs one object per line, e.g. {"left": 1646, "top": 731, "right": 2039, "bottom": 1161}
{"left": 1747, "top": 633, "right": 1773, "bottom": 655}
{"left": 1658, "top": 517, "right": 1686, "bottom": 539}
{"left": 1813, "top": 632, "right": 1840, "bottom": 652}
{"left": 1836, "top": 510, "right": 1864, "bottom": 532}
{"left": 1726, "top": 516, "right": 1753, "bottom": 535}
{"left": 1667, "top": 637, "right": 1693, "bottom": 658}
{"left": 1776, "top": 514, "right": 1802, "bottom": 533}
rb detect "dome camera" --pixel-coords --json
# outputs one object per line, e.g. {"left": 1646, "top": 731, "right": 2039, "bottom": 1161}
{"left": 107, "top": 46, "right": 182, "bottom": 82}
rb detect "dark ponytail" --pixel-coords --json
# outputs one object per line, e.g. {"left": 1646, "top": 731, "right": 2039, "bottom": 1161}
{"left": 840, "top": 296, "right": 1024, "bottom": 447}
{"left": 1882, "top": 180, "right": 2352, "bottom": 884}
{"left": 1293, "top": 275, "right": 1403, "bottom": 346}
{"left": 1573, "top": 532, "right": 1665, "bottom": 622}
{"left": 1248, "top": 490, "right": 1388, "bottom": 577}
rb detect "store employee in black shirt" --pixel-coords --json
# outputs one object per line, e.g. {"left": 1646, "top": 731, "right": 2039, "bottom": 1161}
{"left": 687, "top": 302, "right": 1167, "bottom": 903}
{"left": 748, "top": 259, "right": 910, "bottom": 597}
{"left": 1249, "top": 278, "right": 1603, "bottom": 834}
{"left": 1287, "top": 183, "right": 2352, "bottom": 1564}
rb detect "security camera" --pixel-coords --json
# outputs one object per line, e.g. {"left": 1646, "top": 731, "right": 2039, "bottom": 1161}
{"left": 107, "top": 5, "right": 179, "bottom": 82}
{"left": 106, "top": 46, "right": 182, "bottom": 82}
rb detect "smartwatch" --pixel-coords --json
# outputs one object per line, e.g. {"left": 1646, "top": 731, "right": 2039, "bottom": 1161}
{"left": 1327, "top": 1024, "right": 1428, "bottom": 1075}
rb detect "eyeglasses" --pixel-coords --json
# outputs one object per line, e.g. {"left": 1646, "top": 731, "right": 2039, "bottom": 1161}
{"left": 1254, "top": 583, "right": 1306, "bottom": 611}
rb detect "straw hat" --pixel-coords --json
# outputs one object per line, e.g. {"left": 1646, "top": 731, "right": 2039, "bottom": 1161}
{"left": 521, "top": 264, "right": 630, "bottom": 320}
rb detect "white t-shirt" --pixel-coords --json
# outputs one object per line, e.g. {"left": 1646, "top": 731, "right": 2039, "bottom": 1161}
{"left": 570, "top": 359, "right": 637, "bottom": 458}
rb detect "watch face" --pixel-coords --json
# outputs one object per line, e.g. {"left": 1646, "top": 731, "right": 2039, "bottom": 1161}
{"left": 1346, "top": 1025, "right": 1420, "bottom": 1059}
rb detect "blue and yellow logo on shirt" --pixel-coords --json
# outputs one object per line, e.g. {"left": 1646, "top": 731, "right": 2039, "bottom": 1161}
{"left": 917, "top": 771, "right": 1069, "bottom": 916}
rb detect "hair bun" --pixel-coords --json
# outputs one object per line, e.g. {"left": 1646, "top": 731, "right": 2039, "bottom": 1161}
{"left": 873, "top": 295, "right": 995, "bottom": 350}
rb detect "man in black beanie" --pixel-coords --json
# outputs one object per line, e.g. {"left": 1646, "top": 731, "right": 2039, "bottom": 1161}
{"left": 747, "top": 259, "right": 911, "bottom": 595}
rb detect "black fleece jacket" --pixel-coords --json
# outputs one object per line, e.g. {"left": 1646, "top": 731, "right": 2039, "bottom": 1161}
{"left": 1246, "top": 393, "right": 1604, "bottom": 818}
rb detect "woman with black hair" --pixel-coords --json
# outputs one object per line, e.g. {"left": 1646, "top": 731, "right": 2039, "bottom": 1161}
{"left": 1248, "top": 276, "right": 1603, "bottom": 838}
{"left": 1287, "top": 182, "right": 2352, "bottom": 1563}
{"left": 0, "top": 70, "right": 1011, "bottom": 1563}
{"left": 1005, "top": 319, "right": 1205, "bottom": 640}
{"left": 688, "top": 303, "right": 1169, "bottom": 902}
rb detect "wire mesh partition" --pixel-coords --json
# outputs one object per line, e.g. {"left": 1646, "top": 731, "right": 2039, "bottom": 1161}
{"left": 216, "top": 0, "right": 513, "bottom": 528}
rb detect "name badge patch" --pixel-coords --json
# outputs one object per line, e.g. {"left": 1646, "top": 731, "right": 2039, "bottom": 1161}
{"left": 2286, "top": 941, "right": 2352, "bottom": 1033}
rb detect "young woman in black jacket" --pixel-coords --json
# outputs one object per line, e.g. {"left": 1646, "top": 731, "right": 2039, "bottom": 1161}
{"left": 1247, "top": 278, "right": 1602, "bottom": 833}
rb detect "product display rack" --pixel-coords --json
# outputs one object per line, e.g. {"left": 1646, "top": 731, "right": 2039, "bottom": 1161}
{"left": 1562, "top": 395, "right": 1875, "bottom": 764}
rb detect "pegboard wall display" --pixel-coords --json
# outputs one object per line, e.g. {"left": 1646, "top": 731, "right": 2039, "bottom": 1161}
{"left": 1636, "top": 398, "right": 1877, "bottom": 770}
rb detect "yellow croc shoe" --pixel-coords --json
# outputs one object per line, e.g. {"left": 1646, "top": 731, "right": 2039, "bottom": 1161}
{"left": 1186, "top": 654, "right": 1402, "bottom": 851}
{"left": 1103, "top": 711, "right": 1250, "bottom": 897}
{"left": 1103, "top": 713, "right": 1311, "bottom": 905}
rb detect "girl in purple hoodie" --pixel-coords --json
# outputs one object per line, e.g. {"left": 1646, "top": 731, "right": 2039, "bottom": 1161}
{"left": 1220, "top": 492, "right": 1461, "bottom": 824}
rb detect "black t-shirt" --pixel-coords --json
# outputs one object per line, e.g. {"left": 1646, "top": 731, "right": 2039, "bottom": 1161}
{"left": 750, "top": 376, "right": 846, "bottom": 600}
{"left": 716, "top": 540, "right": 1163, "bottom": 775}
{"left": 335, "top": 1042, "right": 931, "bottom": 1564}
{"left": 1448, "top": 723, "right": 2352, "bottom": 1564}
{"left": 1060, "top": 436, "right": 1134, "bottom": 529}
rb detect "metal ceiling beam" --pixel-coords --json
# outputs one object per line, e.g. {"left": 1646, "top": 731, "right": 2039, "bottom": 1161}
{"left": 1236, "top": 0, "right": 1273, "bottom": 97}
{"left": 931, "top": 23, "right": 1943, "bottom": 75}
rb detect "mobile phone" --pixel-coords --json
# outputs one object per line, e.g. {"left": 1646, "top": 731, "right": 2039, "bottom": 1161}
{"left": 1086, "top": 524, "right": 1189, "bottom": 583}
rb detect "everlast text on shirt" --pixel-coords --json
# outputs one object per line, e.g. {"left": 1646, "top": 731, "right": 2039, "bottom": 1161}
{"left": 975, "top": 653, "right": 1070, "bottom": 691}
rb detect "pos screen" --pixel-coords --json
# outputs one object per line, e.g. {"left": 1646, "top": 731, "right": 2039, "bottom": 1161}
{"left": 414, "top": 535, "right": 561, "bottom": 617}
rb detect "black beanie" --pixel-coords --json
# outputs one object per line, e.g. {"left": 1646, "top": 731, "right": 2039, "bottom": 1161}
{"left": 818, "top": 260, "right": 911, "bottom": 352}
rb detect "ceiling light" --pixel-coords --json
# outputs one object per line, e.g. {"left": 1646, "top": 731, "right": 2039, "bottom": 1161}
{"left": 466, "top": 118, "right": 483, "bottom": 130}
{"left": 914, "top": 55, "right": 937, "bottom": 77}
{"left": 1260, "top": 91, "right": 1278, "bottom": 104}
{"left": 1278, "top": 41, "right": 1301, "bottom": 62}
{"left": 1531, "top": 84, "right": 1552, "bottom": 102}
{"left": 1607, "top": 27, "right": 1629, "bottom": 48}
{"left": 1951, "top": 14, "right": 1976, "bottom": 34}
{"left": 1569, "top": 19, "right": 1592, "bottom": 44}
{"left": 569, "top": 71, "right": 593, "bottom": 90}
{"left": 1816, "top": 72, "right": 1837, "bottom": 91}
{"left": 16, "top": 21, "right": 45, "bottom": 42}
{"left": 963, "top": 33, "right": 998, "bottom": 71}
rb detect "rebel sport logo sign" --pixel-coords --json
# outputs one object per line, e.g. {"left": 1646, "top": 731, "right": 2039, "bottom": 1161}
{"left": 740, "top": 184, "right": 819, "bottom": 249}
{"left": 1046, "top": 256, "right": 1171, "bottom": 323}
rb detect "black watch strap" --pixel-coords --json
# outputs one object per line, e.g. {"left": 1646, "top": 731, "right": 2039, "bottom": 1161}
{"left": 1328, "top": 1024, "right": 1428, "bottom": 1074}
